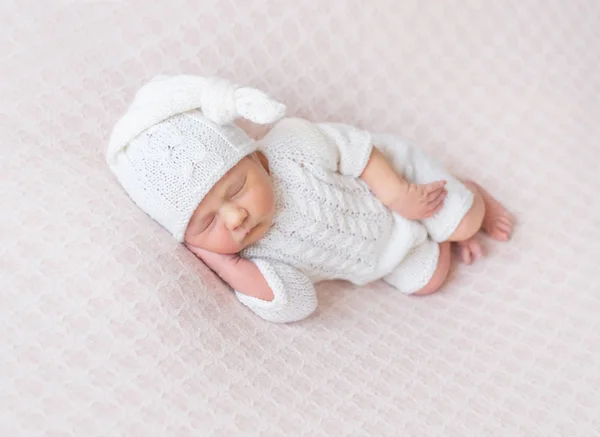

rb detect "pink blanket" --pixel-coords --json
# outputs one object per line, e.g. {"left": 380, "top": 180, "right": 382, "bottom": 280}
{"left": 1, "top": 1, "right": 599, "bottom": 435}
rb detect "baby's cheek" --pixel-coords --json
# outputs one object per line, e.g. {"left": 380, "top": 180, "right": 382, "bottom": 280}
{"left": 250, "top": 185, "right": 274, "bottom": 216}
{"left": 265, "top": 187, "right": 275, "bottom": 214}
{"left": 210, "top": 226, "right": 242, "bottom": 254}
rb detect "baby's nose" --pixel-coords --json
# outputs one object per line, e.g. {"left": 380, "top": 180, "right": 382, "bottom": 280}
{"left": 222, "top": 203, "right": 248, "bottom": 230}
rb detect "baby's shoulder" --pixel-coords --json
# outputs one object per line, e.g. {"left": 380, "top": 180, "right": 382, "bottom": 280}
{"left": 260, "top": 117, "right": 337, "bottom": 170}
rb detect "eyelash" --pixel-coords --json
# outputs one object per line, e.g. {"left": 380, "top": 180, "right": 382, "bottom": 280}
{"left": 200, "top": 214, "right": 216, "bottom": 233}
{"left": 231, "top": 178, "right": 247, "bottom": 198}
{"left": 198, "top": 178, "right": 246, "bottom": 233}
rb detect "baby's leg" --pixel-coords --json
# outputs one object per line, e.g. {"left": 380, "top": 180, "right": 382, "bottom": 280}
{"left": 383, "top": 240, "right": 451, "bottom": 295}
{"left": 444, "top": 181, "right": 484, "bottom": 241}
{"left": 373, "top": 135, "right": 476, "bottom": 242}
{"left": 413, "top": 242, "right": 451, "bottom": 295}
{"left": 447, "top": 181, "right": 514, "bottom": 242}
{"left": 372, "top": 134, "right": 514, "bottom": 248}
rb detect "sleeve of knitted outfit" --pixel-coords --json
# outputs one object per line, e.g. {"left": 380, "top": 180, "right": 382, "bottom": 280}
{"left": 315, "top": 122, "right": 374, "bottom": 177}
{"left": 233, "top": 258, "right": 318, "bottom": 324}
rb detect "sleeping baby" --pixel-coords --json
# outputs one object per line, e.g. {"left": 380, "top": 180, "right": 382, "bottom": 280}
{"left": 107, "top": 74, "right": 514, "bottom": 323}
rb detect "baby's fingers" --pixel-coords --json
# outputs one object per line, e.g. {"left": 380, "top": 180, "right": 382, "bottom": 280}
{"left": 427, "top": 180, "right": 447, "bottom": 190}
{"left": 425, "top": 192, "right": 447, "bottom": 217}
{"left": 426, "top": 186, "right": 447, "bottom": 202}
{"left": 423, "top": 180, "right": 447, "bottom": 194}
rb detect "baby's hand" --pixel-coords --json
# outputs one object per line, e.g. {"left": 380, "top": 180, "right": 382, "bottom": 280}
{"left": 389, "top": 181, "right": 448, "bottom": 220}
{"left": 188, "top": 245, "right": 274, "bottom": 301}
{"left": 188, "top": 246, "right": 241, "bottom": 275}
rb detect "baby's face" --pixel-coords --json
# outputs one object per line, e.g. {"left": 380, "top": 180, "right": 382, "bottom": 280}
{"left": 184, "top": 153, "right": 275, "bottom": 254}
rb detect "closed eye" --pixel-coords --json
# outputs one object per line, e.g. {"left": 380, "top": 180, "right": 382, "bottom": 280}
{"left": 197, "top": 213, "right": 216, "bottom": 233}
{"left": 229, "top": 176, "right": 247, "bottom": 198}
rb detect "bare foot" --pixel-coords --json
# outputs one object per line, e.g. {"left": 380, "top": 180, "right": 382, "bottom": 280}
{"left": 469, "top": 181, "right": 514, "bottom": 241}
{"left": 455, "top": 234, "right": 484, "bottom": 264}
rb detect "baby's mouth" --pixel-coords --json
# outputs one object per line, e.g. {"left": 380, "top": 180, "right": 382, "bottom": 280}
{"left": 237, "top": 223, "right": 256, "bottom": 242}
{"left": 245, "top": 223, "right": 257, "bottom": 237}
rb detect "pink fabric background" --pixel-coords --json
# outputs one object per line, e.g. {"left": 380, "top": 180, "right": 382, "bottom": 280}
{"left": 1, "top": 0, "right": 599, "bottom": 435}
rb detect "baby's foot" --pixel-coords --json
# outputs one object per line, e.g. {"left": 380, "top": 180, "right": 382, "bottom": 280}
{"left": 455, "top": 234, "right": 484, "bottom": 265}
{"left": 470, "top": 181, "right": 514, "bottom": 241}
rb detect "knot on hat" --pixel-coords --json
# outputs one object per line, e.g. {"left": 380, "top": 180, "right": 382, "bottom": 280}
{"left": 199, "top": 77, "right": 238, "bottom": 126}
{"left": 105, "top": 74, "right": 279, "bottom": 243}
{"left": 106, "top": 74, "right": 286, "bottom": 165}
{"left": 200, "top": 77, "right": 287, "bottom": 126}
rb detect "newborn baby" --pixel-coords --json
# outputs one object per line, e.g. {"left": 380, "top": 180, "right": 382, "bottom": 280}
{"left": 107, "top": 74, "right": 513, "bottom": 323}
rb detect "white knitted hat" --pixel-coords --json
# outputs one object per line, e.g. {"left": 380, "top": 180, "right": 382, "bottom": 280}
{"left": 106, "top": 74, "right": 286, "bottom": 242}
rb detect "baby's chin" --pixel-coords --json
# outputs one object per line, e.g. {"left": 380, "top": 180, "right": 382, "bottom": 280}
{"left": 239, "top": 219, "right": 271, "bottom": 250}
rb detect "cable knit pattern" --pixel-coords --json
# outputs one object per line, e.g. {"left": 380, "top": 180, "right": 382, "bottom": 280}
{"left": 383, "top": 238, "right": 441, "bottom": 294}
{"left": 6, "top": 2, "right": 600, "bottom": 435}
{"left": 111, "top": 112, "right": 258, "bottom": 242}
{"left": 239, "top": 117, "right": 427, "bottom": 322}
{"left": 106, "top": 74, "right": 286, "bottom": 241}
{"left": 316, "top": 122, "right": 374, "bottom": 177}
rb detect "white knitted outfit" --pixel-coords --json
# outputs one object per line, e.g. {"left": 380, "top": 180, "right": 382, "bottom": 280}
{"left": 106, "top": 74, "right": 473, "bottom": 325}
{"left": 236, "top": 118, "right": 474, "bottom": 323}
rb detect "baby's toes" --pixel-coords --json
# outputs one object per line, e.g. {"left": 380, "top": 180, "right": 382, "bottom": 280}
{"left": 494, "top": 230, "right": 510, "bottom": 241}
{"left": 470, "top": 239, "right": 485, "bottom": 259}
{"left": 496, "top": 220, "right": 512, "bottom": 233}
{"left": 498, "top": 218, "right": 514, "bottom": 237}
{"left": 456, "top": 238, "right": 484, "bottom": 264}
{"left": 487, "top": 221, "right": 507, "bottom": 240}
{"left": 461, "top": 245, "right": 473, "bottom": 265}
{"left": 498, "top": 215, "right": 514, "bottom": 227}
{"left": 501, "top": 214, "right": 516, "bottom": 231}
{"left": 455, "top": 243, "right": 472, "bottom": 264}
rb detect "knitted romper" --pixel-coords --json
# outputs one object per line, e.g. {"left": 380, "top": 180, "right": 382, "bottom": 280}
{"left": 237, "top": 117, "right": 474, "bottom": 323}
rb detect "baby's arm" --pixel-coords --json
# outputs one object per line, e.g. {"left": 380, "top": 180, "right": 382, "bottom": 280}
{"left": 315, "top": 121, "right": 446, "bottom": 220}
{"left": 234, "top": 259, "right": 318, "bottom": 323}
{"left": 361, "top": 147, "right": 447, "bottom": 220}
{"left": 190, "top": 247, "right": 318, "bottom": 323}
{"left": 190, "top": 247, "right": 274, "bottom": 300}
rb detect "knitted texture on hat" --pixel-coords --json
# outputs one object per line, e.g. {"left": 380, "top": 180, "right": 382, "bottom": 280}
{"left": 106, "top": 74, "right": 286, "bottom": 241}
{"left": 114, "top": 111, "right": 256, "bottom": 242}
